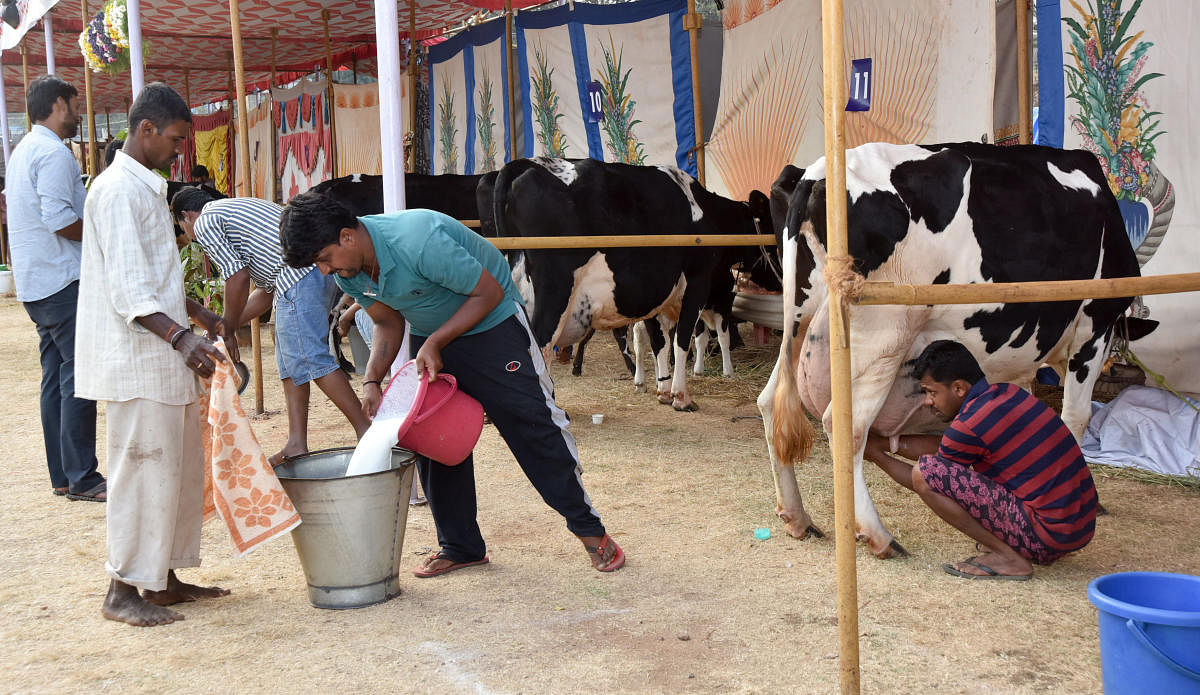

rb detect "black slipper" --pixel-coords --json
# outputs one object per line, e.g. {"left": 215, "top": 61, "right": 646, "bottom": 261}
{"left": 66, "top": 481, "right": 107, "bottom": 502}
{"left": 943, "top": 556, "right": 1031, "bottom": 581}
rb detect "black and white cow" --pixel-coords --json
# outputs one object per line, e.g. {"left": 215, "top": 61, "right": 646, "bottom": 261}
{"left": 758, "top": 142, "right": 1141, "bottom": 556}
{"left": 493, "top": 157, "right": 772, "bottom": 410}
{"left": 310, "top": 172, "right": 488, "bottom": 228}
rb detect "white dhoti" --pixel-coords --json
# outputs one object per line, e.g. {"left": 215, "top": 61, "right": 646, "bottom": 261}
{"left": 104, "top": 398, "right": 205, "bottom": 591}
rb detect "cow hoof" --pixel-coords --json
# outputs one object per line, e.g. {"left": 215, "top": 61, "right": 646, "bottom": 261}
{"left": 872, "top": 540, "right": 909, "bottom": 559}
{"left": 657, "top": 393, "right": 673, "bottom": 405}
{"left": 672, "top": 400, "right": 699, "bottom": 412}
{"left": 781, "top": 516, "right": 820, "bottom": 540}
{"left": 633, "top": 382, "right": 646, "bottom": 393}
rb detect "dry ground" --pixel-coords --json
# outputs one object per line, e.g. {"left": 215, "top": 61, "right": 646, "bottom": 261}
{"left": 1, "top": 295, "right": 1197, "bottom": 694}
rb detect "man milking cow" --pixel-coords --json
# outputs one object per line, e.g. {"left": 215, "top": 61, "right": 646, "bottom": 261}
{"left": 864, "top": 341, "right": 1098, "bottom": 580}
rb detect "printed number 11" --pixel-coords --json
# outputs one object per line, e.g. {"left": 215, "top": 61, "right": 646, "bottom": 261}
{"left": 852, "top": 71, "right": 869, "bottom": 99}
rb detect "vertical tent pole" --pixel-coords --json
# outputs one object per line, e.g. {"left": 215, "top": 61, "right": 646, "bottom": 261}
{"left": 408, "top": 0, "right": 417, "bottom": 172}
{"left": 127, "top": 0, "right": 144, "bottom": 96}
{"left": 1, "top": 64, "right": 11, "bottom": 168}
{"left": 20, "top": 38, "right": 30, "bottom": 130}
{"left": 80, "top": 0, "right": 97, "bottom": 176}
{"left": 104, "top": 110, "right": 111, "bottom": 140}
{"left": 374, "top": 0, "right": 406, "bottom": 211}
{"left": 1016, "top": 0, "right": 1032, "bottom": 144}
{"left": 228, "top": 0, "right": 264, "bottom": 414}
{"left": 183, "top": 67, "right": 193, "bottom": 176}
{"left": 270, "top": 28, "right": 279, "bottom": 203}
{"left": 43, "top": 13, "right": 56, "bottom": 75}
{"left": 684, "top": 0, "right": 704, "bottom": 186}
{"left": 505, "top": 0, "right": 517, "bottom": 162}
{"left": 0, "top": 64, "right": 9, "bottom": 266}
{"left": 322, "top": 8, "right": 337, "bottom": 179}
{"left": 821, "top": 0, "right": 860, "bottom": 692}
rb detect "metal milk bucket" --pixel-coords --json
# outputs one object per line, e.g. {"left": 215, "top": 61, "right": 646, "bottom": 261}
{"left": 274, "top": 446, "right": 416, "bottom": 609}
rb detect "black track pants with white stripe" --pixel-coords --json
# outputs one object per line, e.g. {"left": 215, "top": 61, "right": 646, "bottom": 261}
{"left": 410, "top": 309, "right": 606, "bottom": 563}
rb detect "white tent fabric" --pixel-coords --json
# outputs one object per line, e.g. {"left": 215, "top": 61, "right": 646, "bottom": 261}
{"left": 705, "top": 0, "right": 994, "bottom": 200}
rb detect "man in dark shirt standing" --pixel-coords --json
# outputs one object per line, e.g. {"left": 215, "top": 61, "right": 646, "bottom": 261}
{"left": 865, "top": 340, "right": 1098, "bottom": 580}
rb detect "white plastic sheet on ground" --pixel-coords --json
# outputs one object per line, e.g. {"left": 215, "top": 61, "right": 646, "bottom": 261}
{"left": 1081, "top": 386, "right": 1200, "bottom": 479}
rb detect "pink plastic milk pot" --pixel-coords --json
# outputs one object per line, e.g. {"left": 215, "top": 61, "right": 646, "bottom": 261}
{"left": 379, "top": 360, "right": 485, "bottom": 465}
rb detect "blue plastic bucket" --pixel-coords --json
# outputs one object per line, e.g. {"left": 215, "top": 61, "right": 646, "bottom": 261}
{"left": 1087, "top": 572, "right": 1200, "bottom": 694}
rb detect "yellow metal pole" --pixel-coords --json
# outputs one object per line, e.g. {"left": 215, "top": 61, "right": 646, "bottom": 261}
{"left": 80, "top": 0, "right": 98, "bottom": 176}
{"left": 409, "top": 0, "right": 418, "bottom": 172}
{"left": 270, "top": 27, "right": 279, "bottom": 202}
{"left": 20, "top": 39, "right": 30, "bottom": 129}
{"left": 684, "top": 0, "right": 704, "bottom": 186}
{"left": 821, "top": 0, "right": 860, "bottom": 692}
{"left": 505, "top": 0, "right": 517, "bottom": 162}
{"left": 322, "top": 8, "right": 338, "bottom": 178}
{"left": 1016, "top": 0, "right": 1032, "bottom": 144}
{"left": 228, "top": 0, "right": 264, "bottom": 414}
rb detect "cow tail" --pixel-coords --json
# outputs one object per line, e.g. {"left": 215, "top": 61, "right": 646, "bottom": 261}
{"left": 770, "top": 230, "right": 815, "bottom": 466}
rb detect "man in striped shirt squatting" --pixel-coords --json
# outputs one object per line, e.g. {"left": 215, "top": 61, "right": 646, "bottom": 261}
{"left": 171, "top": 187, "right": 371, "bottom": 464}
{"left": 864, "top": 340, "right": 1098, "bottom": 580}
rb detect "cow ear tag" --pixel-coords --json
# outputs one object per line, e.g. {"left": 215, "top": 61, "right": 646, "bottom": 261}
{"left": 846, "top": 58, "right": 872, "bottom": 112}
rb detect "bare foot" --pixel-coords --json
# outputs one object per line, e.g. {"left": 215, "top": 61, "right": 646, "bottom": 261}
{"left": 143, "top": 570, "right": 231, "bottom": 606}
{"left": 102, "top": 580, "right": 184, "bottom": 627}
{"left": 269, "top": 443, "right": 308, "bottom": 467}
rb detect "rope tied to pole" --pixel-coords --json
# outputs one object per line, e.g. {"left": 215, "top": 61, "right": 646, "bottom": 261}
{"left": 824, "top": 254, "right": 864, "bottom": 302}
{"left": 824, "top": 254, "right": 864, "bottom": 349}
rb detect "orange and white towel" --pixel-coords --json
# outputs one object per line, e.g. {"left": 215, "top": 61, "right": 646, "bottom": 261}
{"left": 200, "top": 342, "right": 301, "bottom": 556}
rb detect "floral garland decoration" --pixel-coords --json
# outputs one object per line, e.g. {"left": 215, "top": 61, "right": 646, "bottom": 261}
{"left": 77, "top": 0, "right": 150, "bottom": 75}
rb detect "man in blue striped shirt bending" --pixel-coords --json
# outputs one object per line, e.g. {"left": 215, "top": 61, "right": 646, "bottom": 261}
{"left": 865, "top": 340, "right": 1097, "bottom": 580}
{"left": 171, "top": 188, "right": 370, "bottom": 463}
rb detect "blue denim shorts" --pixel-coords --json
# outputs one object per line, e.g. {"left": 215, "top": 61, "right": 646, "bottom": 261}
{"left": 273, "top": 270, "right": 340, "bottom": 385}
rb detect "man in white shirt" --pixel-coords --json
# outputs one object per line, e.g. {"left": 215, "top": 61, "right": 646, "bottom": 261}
{"left": 76, "top": 83, "right": 231, "bottom": 627}
{"left": 6, "top": 75, "right": 106, "bottom": 501}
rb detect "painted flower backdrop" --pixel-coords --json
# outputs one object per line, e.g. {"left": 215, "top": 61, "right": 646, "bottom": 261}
{"left": 596, "top": 36, "right": 646, "bottom": 165}
{"left": 476, "top": 67, "right": 499, "bottom": 172}
{"left": 437, "top": 75, "right": 459, "bottom": 174}
{"left": 1064, "top": 0, "right": 1163, "bottom": 201}
{"left": 1063, "top": 0, "right": 1173, "bottom": 263}
{"left": 531, "top": 45, "right": 568, "bottom": 158}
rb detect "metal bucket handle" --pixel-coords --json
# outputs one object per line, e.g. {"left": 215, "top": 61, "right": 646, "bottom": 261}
{"left": 412, "top": 373, "right": 460, "bottom": 425}
{"left": 1126, "top": 618, "right": 1200, "bottom": 681}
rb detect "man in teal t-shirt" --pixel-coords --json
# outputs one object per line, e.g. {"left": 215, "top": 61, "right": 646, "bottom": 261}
{"left": 279, "top": 192, "right": 625, "bottom": 577}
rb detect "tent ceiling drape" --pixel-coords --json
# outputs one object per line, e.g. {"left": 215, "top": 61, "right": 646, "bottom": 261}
{"left": 2, "top": 0, "right": 543, "bottom": 113}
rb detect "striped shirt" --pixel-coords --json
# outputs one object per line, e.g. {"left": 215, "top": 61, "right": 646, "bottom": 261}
{"left": 933, "top": 379, "right": 1097, "bottom": 552}
{"left": 192, "top": 197, "right": 311, "bottom": 294}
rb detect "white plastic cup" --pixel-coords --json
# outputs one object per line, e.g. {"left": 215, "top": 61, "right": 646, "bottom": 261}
{"left": 591, "top": 413, "right": 604, "bottom": 425}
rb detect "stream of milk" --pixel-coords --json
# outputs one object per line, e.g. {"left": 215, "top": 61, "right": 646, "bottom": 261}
{"left": 344, "top": 361, "right": 420, "bottom": 477}
{"left": 344, "top": 416, "right": 405, "bottom": 477}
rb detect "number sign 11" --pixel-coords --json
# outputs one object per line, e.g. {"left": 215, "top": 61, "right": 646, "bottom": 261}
{"left": 846, "top": 58, "right": 872, "bottom": 112}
